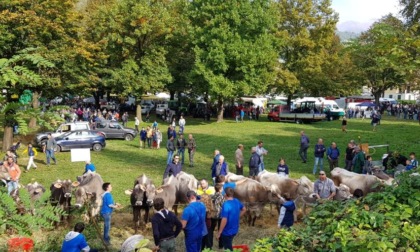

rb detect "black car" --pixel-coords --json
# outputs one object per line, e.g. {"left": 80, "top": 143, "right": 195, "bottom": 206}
{"left": 54, "top": 130, "right": 106, "bottom": 152}
{"left": 94, "top": 120, "right": 137, "bottom": 141}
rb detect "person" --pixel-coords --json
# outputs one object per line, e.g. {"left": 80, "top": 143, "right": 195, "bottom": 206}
{"left": 405, "top": 159, "right": 415, "bottom": 171}
{"left": 167, "top": 126, "right": 176, "bottom": 140}
{"left": 177, "top": 134, "right": 186, "bottom": 165}
{"left": 187, "top": 134, "right": 197, "bottom": 167}
{"left": 197, "top": 178, "right": 215, "bottom": 196}
{"left": 212, "top": 155, "right": 229, "bottom": 185}
{"left": 255, "top": 141, "right": 268, "bottom": 172}
{"left": 313, "top": 138, "right": 326, "bottom": 175}
{"left": 22, "top": 143, "right": 37, "bottom": 172}
{"left": 409, "top": 152, "right": 418, "bottom": 169}
{"left": 100, "top": 182, "right": 120, "bottom": 246}
{"left": 4, "top": 156, "right": 21, "bottom": 195}
{"left": 209, "top": 184, "right": 224, "bottom": 250}
{"left": 341, "top": 116, "right": 347, "bottom": 133}
{"left": 163, "top": 155, "right": 182, "bottom": 179}
{"left": 156, "top": 128, "right": 163, "bottom": 149}
{"left": 363, "top": 155, "right": 373, "bottom": 174}
{"left": 216, "top": 187, "right": 246, "bottom": 251}
{"left": 4, "top": 150, "right": 17, "bottom": 163}
{"left": 240, "top": 109, "right": 245, "bottom": 122}
{"left": 299, "top": 131, "right": 310, "bottom": 163}
{"left": 371, "top": 113, "right": 379, "bottom": 131}
{"left": 62, "top": 222, "right": 94, "bottom": 252}
{"left": 84, "top": 160, "right": 96, "bottom": 174}
{"left": 327, "top": 142, "right": 340, "bottom": 171}
{"left": 352, "top": 146, "right": 365, "bottom": 174}
{"left": 122, "top": 112, "right": 128, "bottom": 127}
{"left": 249, "top": 147, "right": 261, "bottom": 178}
{"left": 277, "top": 158, "right": 289, "bottom": 178}
{"left": 345, "top": 142, "right": 355, "bottom": 171}
{"left": 43, "top": 133, "right": 57, "bottom": 166}
{"left": 140, "top": 127, "right": 147, "bottom": 148}
{"left": 152, "top": 120, "right": 158, "bottom": 130}
{"left": 178, "top": 116, "right": 186, "bottom": 134}
{"left": 146, "top": 126, "right": 153, "bottom": 148}
{"left": 166, "top": 136, "right": 176, "bottom": 165}
{"left": 314, "top": 171, "right": 336, "bottom": 200}
{"left": 134, "top": 117, "right": 140, "bottom": 132}
{"left": 277, "top": 193, "right": 295, "bottom": 229}
{"left": 181, "top": 191, "right": 207, "bottom": 252}
{"left": 151, "top": 198, "right": 182, "bottom": 252}
{"left": 235, "top": 144, "right": 244, "bottom": 175}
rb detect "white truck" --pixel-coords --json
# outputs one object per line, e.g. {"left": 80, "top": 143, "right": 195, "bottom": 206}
{"left": 35, "top": 122, "right": 90, "bottom": 146}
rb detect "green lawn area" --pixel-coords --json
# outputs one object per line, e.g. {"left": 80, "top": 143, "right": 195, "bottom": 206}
{"left": 17, "top": 114, "right": 420, "bottom": 206}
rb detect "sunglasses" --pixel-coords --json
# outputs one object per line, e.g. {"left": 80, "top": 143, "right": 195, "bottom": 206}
{"left": 319, "top": 173, "right": 326, "bottom": 176}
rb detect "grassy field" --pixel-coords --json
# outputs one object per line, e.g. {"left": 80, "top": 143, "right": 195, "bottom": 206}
{"left": 8, "top": 113, "right": 420, "bottom": 250}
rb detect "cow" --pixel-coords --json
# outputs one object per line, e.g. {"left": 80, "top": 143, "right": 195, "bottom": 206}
{"left": 73, "top": 172, "right": 104, "bottom": 219}
{"left": 256, "top": 170, "right": 314, "bottom": 199}
{"left": 164, "top": 172, "right": 198, "bottom": 215}
{"left": 295, "top": 183, "right": 353, "bottom": 218}
{"left": 231, "top": 178, "right": 283, "bottom": 226}
{"left": 124, "top": 174, "right": 154, "bottom": 231}
{"left": 371, "top": 166, "right": 394, "bottom": 185}
{"left": 25, "top": 182, "right": 46, "bottom": 201}
{"left": 225, "top": 172, "right": 247, "bottom": 182}
{"left": 50, "top": 179, "right": 75, "bottom": 221}
{"left": 148, "top": 175, "right": 178, "bottom": 210}
{"left": 331, "top": 168, "right": 391, "bottom": 195}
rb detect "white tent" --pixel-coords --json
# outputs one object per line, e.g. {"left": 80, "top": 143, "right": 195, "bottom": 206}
{"left": 156, "top": 92, "right": 170, "bottom": 99}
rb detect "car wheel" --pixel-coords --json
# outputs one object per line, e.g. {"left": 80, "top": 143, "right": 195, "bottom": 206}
{"left": 54, "top": 145, "right": 62, "bottom": 152}
{"left": 124, "top": 134, "right": 134, "bottom": 141}
{"left": 92, "top": 143, "right": 102, "bottom": 151}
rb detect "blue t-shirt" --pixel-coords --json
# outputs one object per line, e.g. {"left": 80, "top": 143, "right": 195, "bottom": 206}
{"left": 181, "top": 202, "right": 206, "bottom": 238}
{"left": 61, "top": 232, "right": 88, "bottom": 252}
{"left": 220, "top": 198, "right": 243, "bottom": 236}
{"left": 101, "top": 192, "right": 114, "bottom": 215}
{"left": 222, "top": 182, "right": 236, "bottom": 196}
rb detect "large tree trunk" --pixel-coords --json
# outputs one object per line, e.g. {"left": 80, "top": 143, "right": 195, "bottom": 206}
{"left": 136, "top": 104, "right": 142, "bottom": 122}
{"left": 2, "top": 126, "right": 13, "bottom": 152}
{"left": 28, "top": 91, "right": 40, "bottom": 128}
{"left": 217, "top": 98, "right": 224, "bottom": 122}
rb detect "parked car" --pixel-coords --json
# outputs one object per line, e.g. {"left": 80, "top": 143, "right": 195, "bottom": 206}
{"left": 156, "top": 103, "right": 168, "bottom": 115}
{"left": 35, "top": 122, "right": 91, "bottom": 146}
{"left": 141, "top": 104, "right": 153, "bottom": 114}
{"left": 94, "top": 120, "right": 137, "bottom": 141}
{"left": 54, "top": 130, "right": 106, "bottom": 152}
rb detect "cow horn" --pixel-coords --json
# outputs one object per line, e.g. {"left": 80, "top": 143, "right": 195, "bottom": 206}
{"left": 156, "top": 188, "right": 163, "bottom": 194}
{"left": 54, "top": 183, "right": 62, "bottom": 189}
{"left": 72, "top": 181, "right": 80, "bottom": 187}
{"left": 140, "top": 184, "right": 146, "bottom": 191}
{"left": 35, "top": 188, "right": 43, "bottom": 193}
{"left": 27, "top": 183, "right": 32, "bottom": 187}
{"left": 124, "top": 189, "right": 133, "bottom": 195}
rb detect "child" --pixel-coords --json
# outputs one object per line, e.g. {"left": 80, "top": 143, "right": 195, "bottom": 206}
{"left": 405, "top": 160, "right": 415, "bottom": 171}
{"left": 22, "top": 143, "right": 38, "bottom": 172}
{"left": 278, "top": 193, "right": 295, "bottom": 229}
{"left": 277, "top": 158, "right": 289, "bottom": 178}
{"left": 341, "top": 116, "right": 347, "bottom": 133}
{"left": 409, "top": 152, "right": 418, "bottom": 169}
{"left": 363, "top": 155, "right": 373, "bottom": 174}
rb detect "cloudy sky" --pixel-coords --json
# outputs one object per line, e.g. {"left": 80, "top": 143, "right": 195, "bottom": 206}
{"left": 331, "top": 0, "right": 401, "bottom": 33}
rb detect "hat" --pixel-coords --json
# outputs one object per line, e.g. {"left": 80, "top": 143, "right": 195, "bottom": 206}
{"left": 186, "top": 190, "right": 197, "bottom": 199}
{"left": 354, "top": 146, "right": 360, "bottom": 152}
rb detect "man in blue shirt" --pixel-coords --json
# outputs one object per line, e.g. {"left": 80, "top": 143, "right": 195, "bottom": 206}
{"left": 62, "top": 222, "right": 91, "bottom": 252}
{"left": 181, "top": 190, "right": 207, "bottom": 252}
{"left": 84, "top": 160, "right": 96, "bottom": 174}
{"left": 217, "top": 187, "right": 246, "bottom": 250}
{"left": 100, "top": 183, "right": 120, "bottom": 246}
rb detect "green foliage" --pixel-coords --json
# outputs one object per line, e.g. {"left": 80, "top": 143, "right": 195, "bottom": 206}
{"left": 0, "top": 189, "right": 66, "bottom": 236}
{"left": 253, "top": 172, "right": 420, "bottom": 251}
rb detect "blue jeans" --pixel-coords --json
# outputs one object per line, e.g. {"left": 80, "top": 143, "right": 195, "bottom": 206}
{"left": 221, "top": 234, "right": 235, "bottom": 251}
{"left": 167, "top": 151, "right": 174, "bottom": 164}
{"left": 178, "top": 148, "right": 185, "bottom": 164}
{"left": 45, "top": 149, "right": 56, "bottom": 165}
{"left": 258, "top": 162, "right": 265, "bottom": 173}
{"left": 313, "top": 157, "right": 324, "bottom": 174}
{"left": 8, "top": 181, "right": 19, "bottom": 195}
{"left": 102, "top": 213, "right": 112, "bottom": 243}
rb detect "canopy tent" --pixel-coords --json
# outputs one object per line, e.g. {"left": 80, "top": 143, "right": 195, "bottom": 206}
{"left": 356, "top": 101, "right": 376, "bottom": 107}
{"left": 141, "top": 95, "right": 166, "bottom": 100}
{"left": 155, "top": 92, "right": 170, "bottom": 99}
{"left": 267, "top": 100, "right": 287, "bottom": 105}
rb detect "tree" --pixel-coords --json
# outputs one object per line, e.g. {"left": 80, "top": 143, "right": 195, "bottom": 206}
{"left": 399, "top": 0, "right": 420, "bottom": 29}
{"left": 274, "top": 0, "right": 340, "bottom": 99}
{"left": 188, "top": 0, "right": 279, "bottom": 122}
{"left": 348, "top": 15, "right": 415, "bottom": 104}
{"left": 84, "top": 0, "right": 174, "bottom": 120}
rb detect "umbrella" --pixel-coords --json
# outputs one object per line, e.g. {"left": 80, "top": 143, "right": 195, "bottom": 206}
{"left": 267, "top": 100, "right": 287, "bottom": 105}
{"left": 356, "top": 101, "right": 376, "bottom": 107}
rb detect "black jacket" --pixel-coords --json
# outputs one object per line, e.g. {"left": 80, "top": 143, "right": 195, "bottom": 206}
{"left": 249, "top": 152, "right": 261, "bottom": 169}
{"left": 151, "top": 209, "right": 182, "bottom": 246}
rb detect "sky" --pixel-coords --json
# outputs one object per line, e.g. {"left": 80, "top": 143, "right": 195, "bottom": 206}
{"left": 331, "top": 0, "right": 401, "bottom": 33}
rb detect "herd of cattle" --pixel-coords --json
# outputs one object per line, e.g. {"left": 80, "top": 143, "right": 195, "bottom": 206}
{"left": 0, "top": 166, "right": 395, "bottom": 229}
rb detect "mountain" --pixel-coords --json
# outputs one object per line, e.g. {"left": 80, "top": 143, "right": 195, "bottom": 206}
{"left": 337, "top": 21, "right": 373, "bottom": 33}
{"left": 336, "top": 31, "right": 360, "bottom": 42}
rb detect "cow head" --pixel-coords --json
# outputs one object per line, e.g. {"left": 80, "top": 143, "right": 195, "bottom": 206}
{"left": 335, "top": 184, "right": 353, "bottom": 201}
{"left": 145, "top": 184, "right": 155, "bottom": 206}
{"left": 73, "top": 185, "right": 97, "bottom": 208}
{"left": 296, "top": 176, "right": 314, "bottom": 196}
{"left": 266, "top": 184, "right": 283, "bottom": 204}
{"left": 131, "top": 184, "right": 147, "bottom": 206}
{"left": 26, "top": 182, "right": 46, "bottom": 201}
{"left": 52, "top": 179, "right": 74, "bottom": 199}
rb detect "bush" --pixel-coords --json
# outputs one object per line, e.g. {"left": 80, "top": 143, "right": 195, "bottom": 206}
{"left": 253, "top": 171, "right": 420, "bottom": 252}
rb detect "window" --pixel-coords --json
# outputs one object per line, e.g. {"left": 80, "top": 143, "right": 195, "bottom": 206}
{"left": 397, "top": 95, "right": 401, "bottom": 100}
{"left": 389, "top": 95, "right": 393, "bottom": 98}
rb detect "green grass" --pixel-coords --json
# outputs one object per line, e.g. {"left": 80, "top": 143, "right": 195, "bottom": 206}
{"left": 18, "top": 114, "right": 420, "bottom": 206}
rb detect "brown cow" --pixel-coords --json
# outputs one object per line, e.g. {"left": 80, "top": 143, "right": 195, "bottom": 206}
{"left": 163, "top": 172, "right": 198, "bottom": 215}
{"left": 232, "top": 178, "right": 282, "bottom": 226}
{"left": 331, "top": 168, "right": 391, "bottom": 195}
{"left": 147, "top": 175, "right": 177, "bottom": 210}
